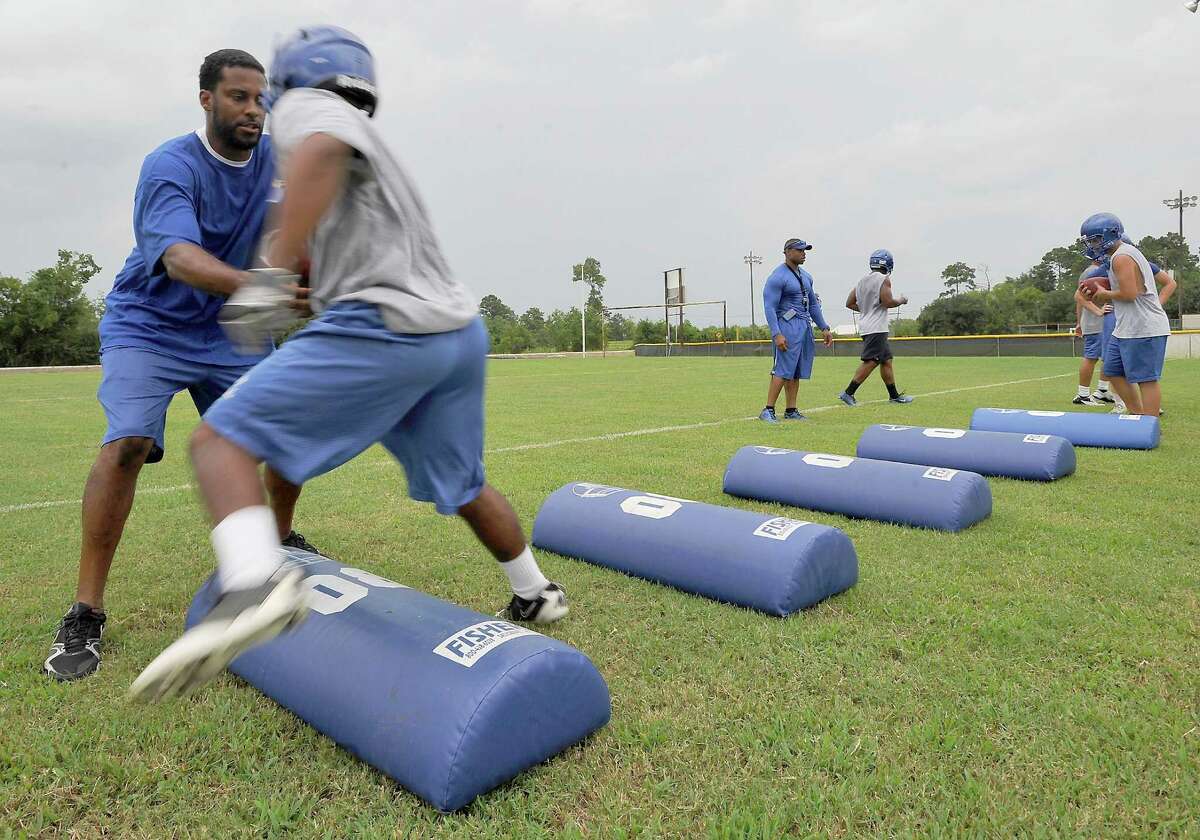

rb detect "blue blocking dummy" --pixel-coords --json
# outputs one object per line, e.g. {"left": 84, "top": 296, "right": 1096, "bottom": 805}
{"left": 531, "top": 483, "right": 857, "bottom": 616}
{"left": 185, "top": 550, "right": 610, "bottom": 812}
{"left": 856, "top": 424, "right": 1076, "bottom": 482}
{"left": 969, "top": 408, "right": 1160, "bottom": 450}
{"left": 723, "top": 446, "right": 991, "bottom": 532}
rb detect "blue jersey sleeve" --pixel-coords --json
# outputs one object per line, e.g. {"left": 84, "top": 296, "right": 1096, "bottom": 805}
{"left": 132, "top": 152, "right": 202, "bottom": 275}
{"left": 1149, "top": 262, "right": 1162, "bottom": 276}
{"left": 763, "top": 270, "right": 785, "bottom": 336}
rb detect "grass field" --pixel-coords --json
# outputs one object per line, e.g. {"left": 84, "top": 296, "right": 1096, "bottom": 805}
{"left": 2, "top": 356, "right": 1198, "bottom": 838}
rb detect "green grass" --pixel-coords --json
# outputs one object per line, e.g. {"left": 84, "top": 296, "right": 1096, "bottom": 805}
{"left": 2, "top": 356, "right": 1198, "bottom": 837}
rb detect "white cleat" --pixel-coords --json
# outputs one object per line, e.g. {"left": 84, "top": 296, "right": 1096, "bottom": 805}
{"left": 128, "top": 570, "right": 310, "bottom": 703}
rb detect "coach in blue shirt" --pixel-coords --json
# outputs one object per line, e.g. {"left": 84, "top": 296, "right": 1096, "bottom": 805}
{"left": 44, "top": 50, "right": 317, "bottom": 682}
{"left": 759, "top": 238, "right": 834, "bottom": 422}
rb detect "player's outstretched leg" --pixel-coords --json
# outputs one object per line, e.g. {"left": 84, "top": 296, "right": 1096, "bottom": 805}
{"left": 880, "top": 360, "right": 913, "bottom": 404}
{"left": 128, "top": 425, "right": 310, "bottom": 702}
{"left": 45, "top": 436, "right": 154, "bottom": 682}
{"left": 839, "top": 359, "right": 877, "bottom": 407}
{"left": 459, "top": 484, "right": 568, "bottom": 624}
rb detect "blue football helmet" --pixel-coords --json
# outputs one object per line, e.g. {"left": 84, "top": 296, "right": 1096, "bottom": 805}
{"left": 869, "top": 249, "right": 894, "bottom": 273}
{"left": 1079, "top": 212, "right": 1124, "bottom": 261}
{"left": 267, "top": 25, "right": 377, "bottom": 115}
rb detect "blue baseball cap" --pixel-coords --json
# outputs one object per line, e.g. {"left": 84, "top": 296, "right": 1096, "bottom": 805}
{"left": 783, "top": 238, "right": 812, "bottom": 252}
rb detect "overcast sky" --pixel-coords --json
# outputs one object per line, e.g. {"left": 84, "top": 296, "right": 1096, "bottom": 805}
{"left": 2, "top": 0, "right": 1196, "bottom": 326}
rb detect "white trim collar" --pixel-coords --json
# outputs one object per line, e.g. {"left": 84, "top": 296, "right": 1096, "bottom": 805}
{"left": 195, "top": 128, "right": 253, "bottom": 168}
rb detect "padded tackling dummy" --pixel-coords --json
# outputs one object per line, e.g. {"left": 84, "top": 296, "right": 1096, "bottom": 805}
{"left": 185, "top": 549, "right": 610, "bottom": 812}
{"left": 969, "top": 408, "right": 1160, "bottom": 450}
{"left": 531, "top": 483, "right": 857, "bottom": 616}
{"left": 723, "top": 446, "right": 991, "bottom": 532}
{"left": 856, "top": 424, "right": 1076, "bottom": 482}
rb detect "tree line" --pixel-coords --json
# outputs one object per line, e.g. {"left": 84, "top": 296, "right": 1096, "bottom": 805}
{"left": 918, "top": 234, "right": 1198, "bottom": 335}
{"left": 2, "top": 237, "right": 1195, "bottom": 365}
{"left": 0, "top": 251, "right": 103, "bottom": 366}
{"left": 477, "top": 257, "right": 774, "bottom": 353}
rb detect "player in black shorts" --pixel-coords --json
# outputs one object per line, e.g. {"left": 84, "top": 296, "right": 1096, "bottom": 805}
{"left": 839, "top": 249, "right": 913, "bottom": 406}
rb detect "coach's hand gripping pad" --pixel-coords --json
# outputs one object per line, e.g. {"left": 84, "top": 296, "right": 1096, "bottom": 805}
{"left": 723, "top": 446, "right": 991, "bottom": 532}
{"left": 969, "top": 408, "right": 1160, "bottom": 450}
{"left": 856, "top": 424, "right": 1076, "bottom": 482}
{"left": 185, "top": 550, "right": 610, "bottom": 812}
{"left": 531, "top": 483, "right": 857, "bottom": 616}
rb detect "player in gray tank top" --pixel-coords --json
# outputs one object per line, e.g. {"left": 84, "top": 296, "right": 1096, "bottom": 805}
{"left": 1078, "top": 213, "right": 1175, "bottom": 418}
{"left": 129, "top": 26, "right": 569, "bottom": 703}
{"left": 838, "top": 250, "right": 913, "bottom": 407}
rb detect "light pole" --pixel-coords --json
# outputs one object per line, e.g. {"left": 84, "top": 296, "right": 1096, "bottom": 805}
{"left": 1162, "top": 190, "right": 1196, "bottom": 327}
{"left": 1162, "top": 189, "right": 1198, "bottom": 237}
{"left": 574, "top": 263, "right": 587, "bottom": 355}
{"left": 743, "top": 250, "right": 762, "bottom": 327}
{"left": 976, "top": 263, "right": 992, "bottom": 292}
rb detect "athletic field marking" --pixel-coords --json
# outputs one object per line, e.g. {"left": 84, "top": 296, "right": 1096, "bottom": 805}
{"left": 4, "top": 396, "right": 96, "bottom": 404}
{"left": 0, "top": 372, "right": 1069, "bottom": 515}
{"left": 0, "top": 484, "right": 194, "bottom": 514}
{"left": 486, "top": 373, "right": 1072, "bottom": 454}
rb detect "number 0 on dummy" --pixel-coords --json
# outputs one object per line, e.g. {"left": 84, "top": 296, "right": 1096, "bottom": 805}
{"left": 531, "top": 483, "right": 858, "bottom": 616}
{"left": 856, "top": 425, "right": 1075, "bottom": 481}
{"left": 969, "top": 408, "right": 1160, "bottom": 449}
{"left": 723, "top": 446, "right": 992, "bottom": 532}
{"left": 185, "top": 550, "right": 611, "bottom": 812}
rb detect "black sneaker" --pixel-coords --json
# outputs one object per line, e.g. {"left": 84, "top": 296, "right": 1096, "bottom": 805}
{"left": 128, "top": 570, "right": 309, "bottom": 702}
{"left": 1091, "top": 392, "right": 1115, "bottom": 404}
{"left": 782, "top": 408, "right": 806, "bottom": 420}
{"left": 281, "top": 531, "right": 324, "bottom": 556}
{"left": 498, "top": 583, "right": 569, "bottom": 625}
{"left": 45, "top": 603, "right": 106, "bottom": 681}
{"left": 1072, "top": 394, "right": 1102, "bottom": 406}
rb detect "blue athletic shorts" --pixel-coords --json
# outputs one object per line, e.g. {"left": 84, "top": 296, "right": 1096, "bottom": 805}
{"left": 1102, "top": 335, "right": 1167, "bottom": 384}
{"left": 98, "top": 347, "right": 255, "bottom": 463}
{"left": 1082, "top": 332, "right": 1103, "bottom": 361}
{"left": 771, "top": 320, "right": 814, "bottom": 381}
{"left": 203, "top": 303, "right": 488, "bottom": 514}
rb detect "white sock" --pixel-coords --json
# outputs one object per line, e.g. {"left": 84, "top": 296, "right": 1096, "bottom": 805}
{"left": 1077, "top": 385, "right": 1090, "bottom": 397}
{"left": 212, "top": 506, "right": 283, "bottom": 592}
{"left": 1097, "top": 380, "right": 1109, "bottom": 393}
{"left": 500, "top": 546, "right": 550, "bottom": 600}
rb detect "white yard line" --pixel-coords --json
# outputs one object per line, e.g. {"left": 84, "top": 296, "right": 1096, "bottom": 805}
{"left": 0, "top": 483, "right": 195, "bottom": 514}
{"left": 486, "top": 372, "right": 1072, "bottom": 454}
{"left": 0, "top": 372, "right": 1070, "bottom": 515}
{"left": 3, "top": 396, "right": 95, "bottom": 404}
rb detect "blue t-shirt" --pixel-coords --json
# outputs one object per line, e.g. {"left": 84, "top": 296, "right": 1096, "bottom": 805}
{"left": 100, "top": 131, "right": 274, "bottom": 366}
{"left": 762, "top": 263, "right": 829, "bottom": 336}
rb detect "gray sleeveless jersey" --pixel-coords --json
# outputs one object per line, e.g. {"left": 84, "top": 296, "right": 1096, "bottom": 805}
{"left": 269, "top": 88, "right": 478, "bottom": 334}
{"left": 1107, "top": 244, "right": 1169, "bottom": 339}
{"left": 855, "top": 271, "right": 890, "bottom": 335}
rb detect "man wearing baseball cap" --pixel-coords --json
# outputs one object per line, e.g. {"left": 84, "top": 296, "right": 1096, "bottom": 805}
{"left": 759, "top": 238, "right": 833, "bottom": 422}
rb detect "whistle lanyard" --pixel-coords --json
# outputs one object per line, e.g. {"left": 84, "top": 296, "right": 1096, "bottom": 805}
{"left": 784, "top": 265, "right": 810, "bottom": 312}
